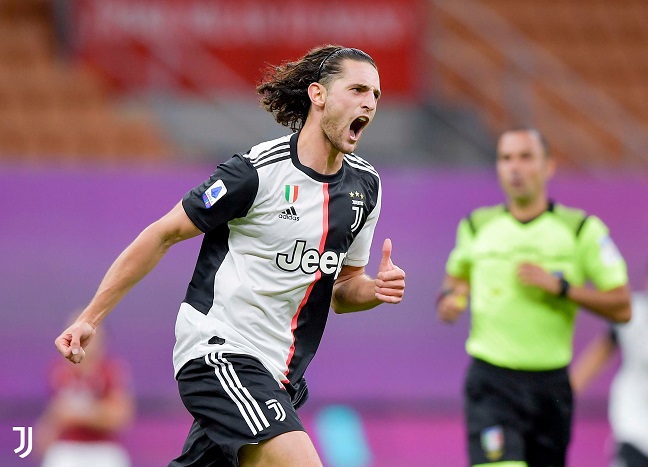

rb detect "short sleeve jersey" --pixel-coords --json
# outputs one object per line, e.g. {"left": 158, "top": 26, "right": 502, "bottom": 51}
{"left": 173, "top": 132, "right": 381, "bottom": 393}
{"left": 446, "top": 202, "right": 628, "bottom": 370}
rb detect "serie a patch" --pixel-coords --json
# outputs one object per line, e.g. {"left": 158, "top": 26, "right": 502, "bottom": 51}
{"left": 481, "top": 425, "right": 504, "bottom": 461}
{"left": 202, "top": 179, "right": 227, "bottom": 208}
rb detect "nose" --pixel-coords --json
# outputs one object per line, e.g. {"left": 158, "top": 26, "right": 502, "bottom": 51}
{"left": 362, "top": 92, "right": 377, "bottom": 112}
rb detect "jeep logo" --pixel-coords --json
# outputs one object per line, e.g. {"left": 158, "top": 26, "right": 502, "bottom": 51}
{"left": 276, "top": 240, "right": 346, "bottom": 277}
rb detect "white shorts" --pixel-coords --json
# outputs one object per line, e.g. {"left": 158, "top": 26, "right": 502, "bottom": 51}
{"left": 41, "top": 440, "right": 131, "bottom": 467}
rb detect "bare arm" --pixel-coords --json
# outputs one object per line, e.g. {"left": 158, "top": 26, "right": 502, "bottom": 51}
{"left": 517, "top": 263, "right": 632, "bottom": 322}
{"left": 570, "top": 333, "right": 617, "bottom": 395}
{"left": 55, "top": 202, "right": 202, "bottom": 363}
{"left": 331, "top": 238, "right": 405, "bottom": 314}
{"left": 436, "top": 274, "right": 470, "bottom": 323}
{"left": 566, "top": 284, "right": 631, "bottom": 322}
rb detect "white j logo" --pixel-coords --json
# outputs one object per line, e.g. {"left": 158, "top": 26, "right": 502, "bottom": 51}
{"left": 265, "top": 399, "right": 286, "bottom": 421}
{"left": 13, "top": 426, "right": 33, "bottom": 458}
{"left": 350, "top": 205, "right": 363, "bottom": 232}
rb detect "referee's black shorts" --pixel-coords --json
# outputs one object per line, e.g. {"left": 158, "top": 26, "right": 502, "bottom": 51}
{"left": 464, "top": 358, "right": 573, "bottom": 467}
{"left": 169, "top": 352, "right": 306, "bottom": 467}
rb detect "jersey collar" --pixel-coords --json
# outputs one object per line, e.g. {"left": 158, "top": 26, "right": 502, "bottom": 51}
{"left": 505, "top": 200, "right": 555, "bottom": 224}
{"left": 290, "top": 132, "right": 345, "bottom": 183}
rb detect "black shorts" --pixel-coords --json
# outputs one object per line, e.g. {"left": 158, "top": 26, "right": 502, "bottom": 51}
{"left": 168, "top": 352, "right": 306, "bottom": 467}
{"left": 464, "top": 358, "right": 573, "bottom": 467}
{"left": 614, "top": 442, "right": 648, "bottom": 467}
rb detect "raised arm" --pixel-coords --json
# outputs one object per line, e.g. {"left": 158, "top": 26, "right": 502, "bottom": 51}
{"left": 55, "top": 202, "right": 202, "bottom": 363}
{"left": 331, "top": 238, "right": 405, "bottom": 314}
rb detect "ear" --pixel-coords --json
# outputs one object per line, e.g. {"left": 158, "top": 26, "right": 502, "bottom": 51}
{"left": 308, "top": 82, "right": 326, "bottom": 108}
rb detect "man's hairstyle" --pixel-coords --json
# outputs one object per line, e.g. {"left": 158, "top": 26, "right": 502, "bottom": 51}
{"left": 503, "top": 125, "right": 550, "bottom": 157}
{"left": 256, "top": 44, "right": 377, "bottom": 131}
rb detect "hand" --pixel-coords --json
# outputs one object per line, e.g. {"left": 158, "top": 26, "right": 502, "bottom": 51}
{"left": 374, "top": 238, "right": 406, "bottom": 304}
{"left": 54, "top": 321, "right": 96, "bottom": 364}
{"left": 437, "top": 282, "right": 469, "bottom": 323}
{"left": 517, "top": 262, "right": 560, "bottom": 294}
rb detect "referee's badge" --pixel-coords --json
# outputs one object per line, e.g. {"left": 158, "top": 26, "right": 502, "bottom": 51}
{"left": 599, "top": 235, "right": 622, "bottom": 266}
{"left": 481, "top": 425, "right": 504, "bottom": 461}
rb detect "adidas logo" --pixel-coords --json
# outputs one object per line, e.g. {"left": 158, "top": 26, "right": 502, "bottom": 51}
{"left": 278, "top": 206, "right": 300, "bottom": 221}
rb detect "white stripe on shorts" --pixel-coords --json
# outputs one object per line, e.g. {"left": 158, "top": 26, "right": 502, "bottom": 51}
{"left": 205, "top": 352, "right": 270, "bottom": 436}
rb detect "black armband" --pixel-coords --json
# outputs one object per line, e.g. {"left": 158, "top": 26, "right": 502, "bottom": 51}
{"left": 558, "top": 278, "right": 570, "bottom": 298}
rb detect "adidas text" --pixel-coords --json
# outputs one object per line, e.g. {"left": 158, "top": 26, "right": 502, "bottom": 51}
{"left": 278, "top": 207, "right": 299, "bottom": 221}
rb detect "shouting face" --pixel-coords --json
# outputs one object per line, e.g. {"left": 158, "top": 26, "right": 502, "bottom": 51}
{"left": 319, "top": 59, "right": 381, "bottom": 155}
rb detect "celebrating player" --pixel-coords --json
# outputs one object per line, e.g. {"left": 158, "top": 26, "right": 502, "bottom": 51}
{"left": 55, "top": 45, "right": 406, "bottom": 467}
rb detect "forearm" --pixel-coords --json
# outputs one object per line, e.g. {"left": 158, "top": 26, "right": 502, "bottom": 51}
{"left": 57, "top": 203, "right": 201, "bottom": 363}
{"left": 436, "top": 275, "right": 470, "bottom": 323}
{"left": 569, "top": 335, "right": 616, "bottom": 394}
{"left": 79, "top": 222, "right": 181, "bottom": 327}
{"left": 565, "top": 283, "right": 631, "bottom": 323}
{"left": 440, "top": 275, "right": 469, "bottom": 295}
{"left": 331, "top": 273, "right": 381, "bottom": 314}
{"left": 518, "top": 263, "right": 631, "bottom": 323}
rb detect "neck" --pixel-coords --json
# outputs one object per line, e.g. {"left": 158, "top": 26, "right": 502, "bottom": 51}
{"left": 507, "top": 196, "right": 549, "bottom": 222}
{"left": 297, "top": 119, "right": 344, "bottom": 175}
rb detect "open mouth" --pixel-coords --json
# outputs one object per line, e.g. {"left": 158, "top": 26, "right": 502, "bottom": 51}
{"left": 349, "top": 116, "right": 369, "bottom": 141}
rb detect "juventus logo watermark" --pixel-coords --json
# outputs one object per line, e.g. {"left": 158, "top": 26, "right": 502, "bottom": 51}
{"left": 265, "top": 399, "right": 286, "bottom": 421}
{"left": 13, "top": 426, "right": 33, "bottom": 458}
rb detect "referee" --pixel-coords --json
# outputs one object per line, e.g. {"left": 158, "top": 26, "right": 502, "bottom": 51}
{"left": 437, "top": 127, "right": 631, "bottom": 467}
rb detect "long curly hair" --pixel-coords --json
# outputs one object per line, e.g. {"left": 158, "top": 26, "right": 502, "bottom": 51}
{"left": 256, "top": 45, "right": 377, "bottom": 131}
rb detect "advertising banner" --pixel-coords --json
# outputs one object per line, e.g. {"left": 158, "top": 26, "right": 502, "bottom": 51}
{"left": 71, "top": 0, "right": 425, "bottom": 97}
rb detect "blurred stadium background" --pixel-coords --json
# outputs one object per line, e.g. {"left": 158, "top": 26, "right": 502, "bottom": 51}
{"left": 1, "top": 0, "right": 647, "bottom": 465}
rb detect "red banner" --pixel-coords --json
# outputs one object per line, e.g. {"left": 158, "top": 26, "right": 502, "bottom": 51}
{"left": 71, "top": 0, "right": 425, "bottom": 98}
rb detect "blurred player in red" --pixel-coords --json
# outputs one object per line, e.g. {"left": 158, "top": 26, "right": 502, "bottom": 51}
{"left": 37, "top": 327, "right": 134, "bottom": 467}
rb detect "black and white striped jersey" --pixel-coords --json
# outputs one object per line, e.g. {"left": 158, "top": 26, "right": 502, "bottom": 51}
{"left": 173, "top": 132, "right": 381, "bottom": 395}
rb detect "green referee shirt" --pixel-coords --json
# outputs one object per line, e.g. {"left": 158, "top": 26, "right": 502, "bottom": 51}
{"left": 446, "top": 202, "right": 628, "bottom": 370}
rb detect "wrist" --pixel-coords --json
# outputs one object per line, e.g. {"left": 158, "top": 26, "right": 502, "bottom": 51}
{"left": 436, "top": 288, "right": 453, "bottom": 306}
{"left": 557, "top": 277, "right": 570, "bottom": 298}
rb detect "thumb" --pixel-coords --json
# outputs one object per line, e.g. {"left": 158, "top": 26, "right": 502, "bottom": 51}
{"left": 380, "top": 238, "right": 393, "bottom": 269}
{"left": 69, "top": 328, "right": 82, "bottom": 356}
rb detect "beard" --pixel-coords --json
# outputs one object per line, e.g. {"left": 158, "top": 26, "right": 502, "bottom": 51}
{"left": 320, "top": 110, "right": 358, "bottom": 155}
